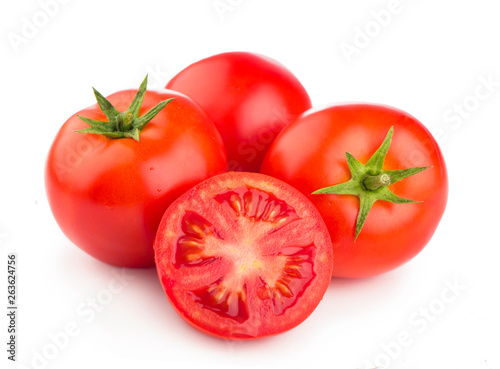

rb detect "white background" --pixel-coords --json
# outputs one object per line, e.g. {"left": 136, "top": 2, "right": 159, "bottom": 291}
{"left": 1, "top": 0, "right": 500, "bottom": 368}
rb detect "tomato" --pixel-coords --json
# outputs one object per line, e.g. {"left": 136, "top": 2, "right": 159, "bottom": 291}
{"left": 45, "top": 77, "right": 227, "bottom": 268}
{"left": 154, "top": 172, "right": 333, "bottom": 339}
{"left": 166, "top": 52, "right": 312, "bottom": 173}
{"left": 260, "top": 103, "right": 448, "bottom": 278}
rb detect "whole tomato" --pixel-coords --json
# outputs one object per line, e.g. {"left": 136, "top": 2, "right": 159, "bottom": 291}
{"left": 261, "top": 103, "right": 448, "bottom": 278}
{"left": 45, "top": 76, "right": 227, "bottom": 268}
{"left": 166, "top": 52, "right": 312, "bottom": 172}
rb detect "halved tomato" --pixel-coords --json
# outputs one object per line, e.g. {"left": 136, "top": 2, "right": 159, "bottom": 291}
{"left": 154, "top": 172, "right": 333, "bottom": 339}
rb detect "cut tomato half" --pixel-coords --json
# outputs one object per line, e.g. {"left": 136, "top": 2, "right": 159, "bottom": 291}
{"left": 154, "top": 172, "right": 333, "bottom": 339}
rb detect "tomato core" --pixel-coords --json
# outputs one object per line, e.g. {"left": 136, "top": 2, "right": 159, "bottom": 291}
{"left": 173, "top": 186, "right": 316, "bottom": 320}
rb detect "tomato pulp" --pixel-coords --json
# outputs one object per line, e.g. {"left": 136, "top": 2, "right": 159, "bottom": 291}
{"left": 154, "top": 172, "right": 333, "bottom": 339}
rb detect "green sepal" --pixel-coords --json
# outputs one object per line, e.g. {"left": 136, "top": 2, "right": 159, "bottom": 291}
{"left": 75, "top": 126, "right": 139, "bottom": 139}
{"left": 75, "top": 75, "right": 174, "bottom": 141}
{"left": 376, "top": 187, "right": 420, "bottom": 204}
{"left": 312, "top": 126, "right": 430, "bottom": 240}
{"left": 365, "top": 127, "right": 393, "bottom": 172}
{"left": 356, "top": 196, "right": 377, "bottom": 239}
{"left": 75, "top": 125, "right": 109, "bottom": 134}
{"left": 75, "top": 115, "right": 113, "bottom": 131}
{"left": 384, "top": 166, "right": 431, "bottom": 184}
{"left": 313, "top": 179, "right": 362, "bottom": 196}
{"left": 93, "top": 88, "right": 119, "bottom": 122}
{"left": 346, "top": 153, "right": 365, "bottom": 181}
{"left": 132, "top": 98, "right": 174, "bottom": 131}
{"left": 126, "top": 76, "right": 148, "bottom": 117}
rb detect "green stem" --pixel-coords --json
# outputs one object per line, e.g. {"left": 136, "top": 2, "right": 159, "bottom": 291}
{"left": 363, "top": 173, "right": 391, "bottom": 191}
{"left": 312, "top": 126, "right": 430, "bottom": 240}
{"left": 75, "top": 75, "right": 174, "bottom": 141}
{"left": 116, "top": 111, "right": 134, "bottom": 131}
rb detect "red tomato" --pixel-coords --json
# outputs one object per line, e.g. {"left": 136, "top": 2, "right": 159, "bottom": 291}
{"left": 166, "top": 52, "right": 312, "bottom": 172}
{"left": 45, "top": 77, "right": 227, "bottom": 268}
{"left": 154, "top": 172, "right": 333, "bottom": 339}
{"left": 261, "top": 103, "right": 448, "bottom": 278}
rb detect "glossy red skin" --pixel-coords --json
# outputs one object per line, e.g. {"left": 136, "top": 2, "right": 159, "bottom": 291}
{"left": 261, "top": 103, "right": 448, "bottom": 278}
{"left": 45, "top": 89, "right": 227, "bottom": 267}
{"left": 166, "top": 52, "right": 312, "bottom": 173}
{"left": 154, "top": 172, "right": 333, "bottom": 339}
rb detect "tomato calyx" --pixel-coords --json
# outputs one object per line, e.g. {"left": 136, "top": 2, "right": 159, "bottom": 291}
{"left": 312, "top": 127, "right": 430, "bottom": 240}
{"left": 75, "top": 75, "right": 174, "bottom": 141}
